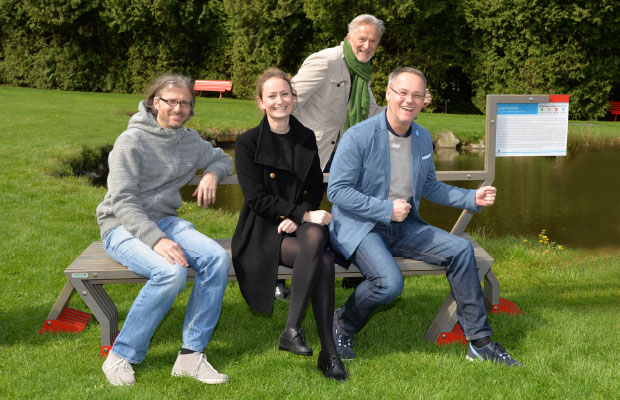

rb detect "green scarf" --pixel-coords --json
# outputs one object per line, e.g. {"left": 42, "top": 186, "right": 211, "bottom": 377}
{"left": 343, "top": 39, "right": 373, "bottom": 132}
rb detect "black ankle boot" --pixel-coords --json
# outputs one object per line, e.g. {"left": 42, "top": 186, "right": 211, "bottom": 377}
{"left": 278, "top": 327, "right": 313, "bottom": 356}
{"left": 317, "top": 350, "right": 348, "bottom": 381}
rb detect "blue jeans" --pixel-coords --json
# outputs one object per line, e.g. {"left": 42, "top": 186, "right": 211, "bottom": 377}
{"left": 336, "top": 218, "right": 493, "bottom": 341}
{"left": 102, "top": 216, "right": 229, "bottom": 364}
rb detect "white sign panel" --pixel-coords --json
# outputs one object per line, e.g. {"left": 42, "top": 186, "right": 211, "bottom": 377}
{"left": 495, "top": 95, "right": 569, "bottom": 157}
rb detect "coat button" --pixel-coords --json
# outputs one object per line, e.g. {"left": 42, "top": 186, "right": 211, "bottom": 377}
{"left": 269, "top": 172, "right": 276, "bottom": 178}
{"left": 303, "top": 190, "right": 308, "bottom": 195}
{"left": 280, "top": 215, "right": 285, "bottom": 219}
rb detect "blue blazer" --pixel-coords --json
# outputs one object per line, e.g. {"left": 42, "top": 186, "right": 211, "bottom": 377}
{"left": 327, "top": 111, "right": 480, "bottom": 259}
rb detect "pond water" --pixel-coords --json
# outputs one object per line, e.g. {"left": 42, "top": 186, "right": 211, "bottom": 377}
{"left": 188, "top": 148, "right": 620, "bottom": 250}
{"left": 425, "top": 149, "right": 620, "bottom": 250}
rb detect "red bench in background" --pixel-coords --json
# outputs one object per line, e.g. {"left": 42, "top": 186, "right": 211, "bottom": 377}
{"left": 608, "top": 101, "right": 620, "bottom": 122}
{"left": 194, "top": 80, "right": 233, "bottom": 98}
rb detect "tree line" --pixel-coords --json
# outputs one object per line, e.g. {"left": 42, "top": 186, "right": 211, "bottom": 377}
{"left": 1, "top": 0, "right": 618, "bottom": 119}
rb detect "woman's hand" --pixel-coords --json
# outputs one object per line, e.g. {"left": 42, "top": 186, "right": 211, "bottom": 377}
{"left": 303, "top": 210, "right": 333, "bottom": 225}
{"left": 277, "top": 218, "right": 298, "bottom": 234}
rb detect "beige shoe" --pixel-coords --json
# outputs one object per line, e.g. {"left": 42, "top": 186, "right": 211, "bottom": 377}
{"left": 102, "top": 352, "right": 136, "bottom": 386}
{"left": 171, "top": 352, "right": 229, "bottom": 384}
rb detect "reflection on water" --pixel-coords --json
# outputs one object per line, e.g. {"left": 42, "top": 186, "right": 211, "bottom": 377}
{"left": 187, "top": 148, "right": 620, "bottom": 250}
{"left": 423, "top": 149, "right": 620, "bottom": 249}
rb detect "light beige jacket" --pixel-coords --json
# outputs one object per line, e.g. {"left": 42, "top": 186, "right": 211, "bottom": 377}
{"left": 292, "top": 43, "right": 382, "bottom": 170}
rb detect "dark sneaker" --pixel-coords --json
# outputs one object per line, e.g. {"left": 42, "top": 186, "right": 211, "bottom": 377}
{"left": 333, "top": 311, "right": 355, "bottom": 360}
{"left": 466, "top": 341, "right": 523, "bottom": 367}
{"left": 274, "top": 282, "right": 291, "bottom": 301}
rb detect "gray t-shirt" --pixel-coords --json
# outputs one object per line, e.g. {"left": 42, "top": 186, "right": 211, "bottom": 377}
{"left": 388, "top": 132, "right": 413, "bottom": 202}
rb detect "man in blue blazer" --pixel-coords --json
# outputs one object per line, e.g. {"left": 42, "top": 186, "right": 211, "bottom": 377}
{"left": 327, "top": 67, "right": 521, "bottom": 366}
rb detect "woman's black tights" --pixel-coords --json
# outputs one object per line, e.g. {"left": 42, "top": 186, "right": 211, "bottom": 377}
{"left": 280, "top": 222, "right": 336, "bottom": 354}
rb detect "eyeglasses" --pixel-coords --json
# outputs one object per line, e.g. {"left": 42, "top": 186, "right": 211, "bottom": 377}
{"left": 388, "top": 87, "right": 425, "bottom": 101}
{"left": 158, "top": 97, "right": 193, "bottom": 108}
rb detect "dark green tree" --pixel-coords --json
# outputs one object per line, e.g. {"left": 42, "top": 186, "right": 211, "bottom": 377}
{"left": 0, "top": 0, "right": 107, "bottom": 90}
{"left": 221, "top": 0, "right": 313, "bottom": 98}
{"left": 2, "top": 0, "right": 618, "bottom": 119}
{"left": 464, "top": 0, "right": 620, "bottom": 119}
{"left": 99, "top": 0, "right": 229, "bottom": 93}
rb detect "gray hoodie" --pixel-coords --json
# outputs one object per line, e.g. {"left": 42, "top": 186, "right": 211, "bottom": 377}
{"left": 96, "top": 101, "right": 233, "bottom": 248}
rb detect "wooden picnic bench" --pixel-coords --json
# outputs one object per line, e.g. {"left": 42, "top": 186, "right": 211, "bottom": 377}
{"left": 41, "top": 173, "right": 520, "bottom": 357}
{"left": 194, "top": 80, "right": 233, "bottom": 98}
{"left": 608, "top": 101, "right": 620, "bottom": 122}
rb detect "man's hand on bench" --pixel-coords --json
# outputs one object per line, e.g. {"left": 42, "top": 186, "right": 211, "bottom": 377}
{"left": 154, "top": 238, "right": 189, "bottom": 267}
{"left": 193, "top": 172, "right": 219, "bottom": 208}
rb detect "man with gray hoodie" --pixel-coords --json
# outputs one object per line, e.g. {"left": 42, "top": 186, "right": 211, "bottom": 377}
{"left": 97, "top": 74, "right": 233, "bottom": 386}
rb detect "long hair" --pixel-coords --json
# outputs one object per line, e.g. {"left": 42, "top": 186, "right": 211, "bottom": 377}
{"left": 144, "top": 74, "right": 196, "bottom": 117}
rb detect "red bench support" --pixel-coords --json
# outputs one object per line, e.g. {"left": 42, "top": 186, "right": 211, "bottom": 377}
{"left": 608, "top": 101, "right": 620, "bottom": 122}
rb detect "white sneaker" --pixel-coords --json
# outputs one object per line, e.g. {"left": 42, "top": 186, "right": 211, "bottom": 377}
{"left": 102, "top": 352, "right": 136, "bottom": 386}
{"left": 171, "top": 352, "right": 229, "bottom": 384}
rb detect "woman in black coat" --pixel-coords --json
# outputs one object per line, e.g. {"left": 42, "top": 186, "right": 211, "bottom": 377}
{"left": 232, "top": 68, "right": 347, "bottom": 381}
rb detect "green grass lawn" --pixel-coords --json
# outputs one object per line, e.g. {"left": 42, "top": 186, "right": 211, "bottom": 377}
{"left": 1, "top": 86, "right": 619, "bottom": 399}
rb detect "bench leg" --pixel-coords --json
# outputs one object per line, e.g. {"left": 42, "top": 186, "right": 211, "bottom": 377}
{"left": 424, "top": 255, "right": 498, "bottom": 344}
{"left": 39, "top": 281, "right": 93, "bottom": 335}
{"left": 45, "top": 281, "right": 75, "bottom": 320}
{"left": 484, "top": 268, "right": 500, "bottom": 311}
{"left": 68, "top": 278, "right": 119, "bottom": 350}
{"left": 425, "top": 265, "right": 522, "bottom": 344}
{"left": 424, "top": 294, "right": 461, "bottom": 344}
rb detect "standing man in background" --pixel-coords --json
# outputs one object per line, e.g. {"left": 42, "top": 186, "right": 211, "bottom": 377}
{"left": 292, "top": 14, "right": 431, "bottom": 171}
{"left": 292, "top": 14, "right": 386, "bottom": 172}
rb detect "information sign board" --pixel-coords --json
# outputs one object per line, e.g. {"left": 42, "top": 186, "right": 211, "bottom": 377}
{"left": 494, "top": 95, "right": 569, "bottom": 157}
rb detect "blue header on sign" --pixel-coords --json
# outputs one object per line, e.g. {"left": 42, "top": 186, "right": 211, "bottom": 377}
{"left": 496, "top": 103, "right": 538, "bottom": 115}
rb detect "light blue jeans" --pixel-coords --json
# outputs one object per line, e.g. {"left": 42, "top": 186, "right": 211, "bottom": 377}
{"left": 336, "top": 217, "right": 493, "bottom": 341}
{"left": 102, "top": 216, "right": 229, "bottom": 364}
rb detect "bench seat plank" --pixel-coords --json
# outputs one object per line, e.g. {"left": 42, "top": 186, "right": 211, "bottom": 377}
{"left": 56, "top": 233, "right": 498, "bottom": 350}
{"left": 65, "top": 235, "right": 492, "bottom": 282}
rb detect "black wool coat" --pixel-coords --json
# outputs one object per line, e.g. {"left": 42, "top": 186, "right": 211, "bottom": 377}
{"left": 232, "top": 115, "right": 324, "bottom": 314}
